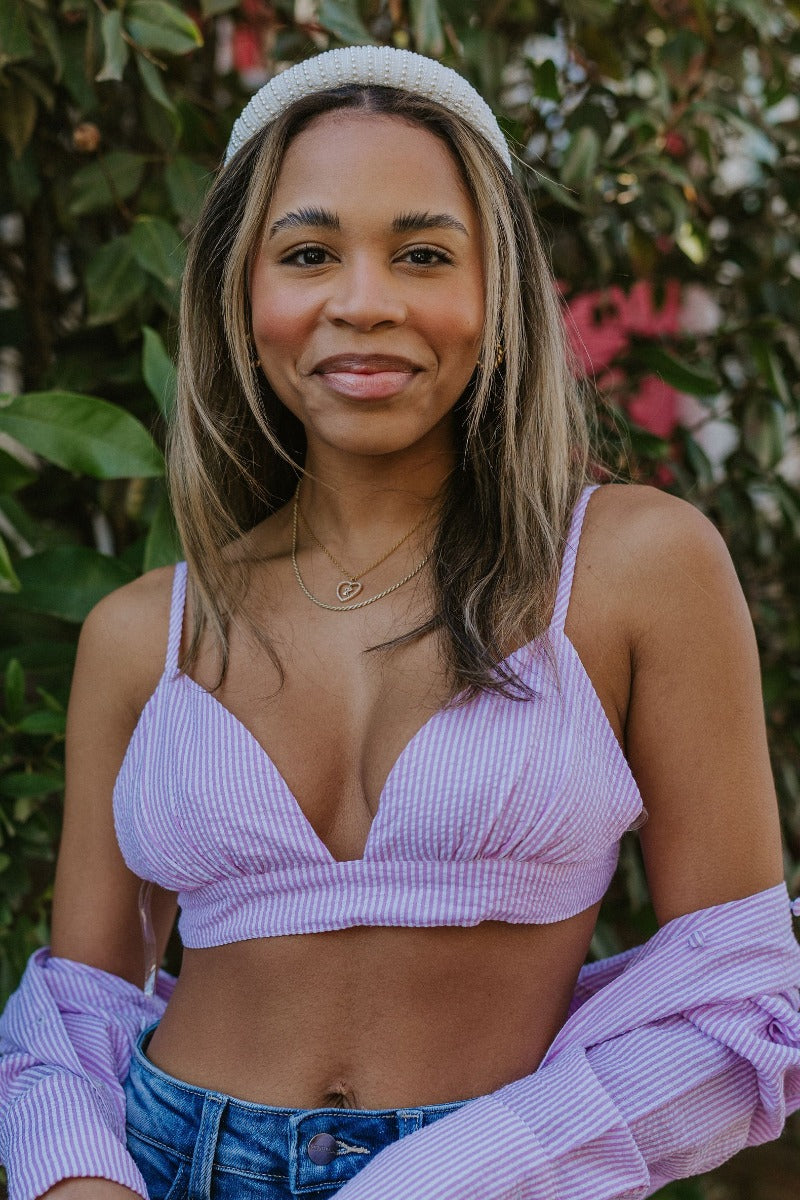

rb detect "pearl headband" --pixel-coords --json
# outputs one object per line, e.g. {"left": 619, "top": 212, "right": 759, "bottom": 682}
{"left": 224, "top": 45, "right": 512, "bottom": 172}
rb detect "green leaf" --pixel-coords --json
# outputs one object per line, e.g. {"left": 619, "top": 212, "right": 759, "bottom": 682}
{"left": 0, "top": 1, "right": 34, "bottom": 64}
{"left": 675, "top": 221, "right": 707, "bottom": 265}
{"left": 68, "top": 152, "right": 146, "bottom": 216}
{"left": 0, "top": 772, "right": 64, "bottom": 799}
{"left": 743, "top": 398, "right": 786, "bottom": 471}
{"left": 61, "top": 23, "right": 97, "bottom": 112}
{"left": 125, "top": 0, "right": 202, "bottom": 55}
{"left": 0, "top": 494, "right": 46, "bottom": 555}
{"left": 0, "top": 83, "right": 37, "bottom": 158}
{"left": 165, "top": 155, "right": 210, "bottom": 223}
{"left": 682, "top": 431, "right": 714, "bottom": 487}
{"left": 317, "top": 0, "right": 376, "bottom": 45}
{"left": 200, "top": 0, "right": 239, "bottom": 12}
{"left": 96, "top": 8, "right": 130, "bottom": 83}
{"left": 85, "top": 236, "right": 148, "bottom": 325}
{"left": 143, "top": 487, "right": 181, "bottom": 571}
{"left": 0, "top": 392, "right": 164, "bottom": 479}
{"left": 410, "top": 0, "right": 444, "bottom": 57}
{"left": 559, "top": 126, "right": 601, "bottom": 194}
{"left": 5, "top": 547, "right": 136, "bottom": 623}
{"left": 136, "top": 52, "right": 175, "bottom": 111}
{"left": 0, "top": 641, "right": 75, "bottom": 677}
{"left": 27, "top": 9, "right": 63, "bottom": 79}
{"left": 3, "top": 659, "right": 24, "bottom": 722}
{"left": 752, "top": 342, "right": 791, "bottom": 408}
{"left": 0, "top": 535, "right": 20, "bottom": 594}
{"left": 12, "top": 796, "right": 36, "bottom": 823}
{"left": 16, "top": 710, "right": 66, "bottom": 735}
{"left": 34, "top": 686, "right": 66, "bottom": 715}
{"left": 13, "top": 64, "right": 55, "bottom": 113}
{"left": 531, "top": 58, "right": 560, "bottom": 103}
{"left": 142, "top": 326, "right": 177, "bottom": 420}
{"left": 129, "top": 216, "right": 185, "bottom": 290}
{"left": 0, "top": 446, "right": 36, "bottom": 493}
{"left": 633, "top": 345, "right": 720, "bottom": 397}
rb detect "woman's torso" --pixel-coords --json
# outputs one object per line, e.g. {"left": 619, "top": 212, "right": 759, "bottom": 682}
{"left": 138, "top": 482, "right": 635, "bottom": 1108}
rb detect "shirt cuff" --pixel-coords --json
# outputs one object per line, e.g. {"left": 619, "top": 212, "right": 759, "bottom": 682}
{"left": 496, "top": 1045, "right": 651, "bottom": 1198}
{"left": 333, "top": 1092, "right": 553, "bottom": 1199}
{"left": 1, "top": 1072, "right": 148, "bottom": 1200}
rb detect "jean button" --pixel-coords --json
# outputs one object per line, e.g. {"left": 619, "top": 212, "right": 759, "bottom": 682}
{"left": 307, "top": 1132, "right": 337, "bottom": 1165}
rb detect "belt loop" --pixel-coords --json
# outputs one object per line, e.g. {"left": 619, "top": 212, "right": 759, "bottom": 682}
{"left": 396, "top": 1109, "right": 423, "bottom": 1138}
{"left": 188, "top": 1093, "right": 227, "bottom": 1200}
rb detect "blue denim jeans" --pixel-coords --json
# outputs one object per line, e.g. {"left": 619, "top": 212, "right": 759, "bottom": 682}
{"left": 124, "top": 1022, "right": 469, "bottom": 1199}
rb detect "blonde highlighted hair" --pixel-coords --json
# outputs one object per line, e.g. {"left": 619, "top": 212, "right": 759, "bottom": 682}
{"left": 169, "top": 83, "right": 596, "bottom": 697}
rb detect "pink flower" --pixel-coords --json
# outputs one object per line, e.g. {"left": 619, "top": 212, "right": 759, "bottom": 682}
{"left": 564, "top": 280, "right": 682, "bottom": 438}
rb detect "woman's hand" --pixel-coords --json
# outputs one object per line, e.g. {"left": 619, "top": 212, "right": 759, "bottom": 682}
{"left": 40, "top": 1182, "right": 143, "bottom": 1200}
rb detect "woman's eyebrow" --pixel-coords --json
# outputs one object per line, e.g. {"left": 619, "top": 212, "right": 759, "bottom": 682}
{"left": 268, "top": 207, "right": 340, "bottom": 239}
{"left": 268, "top": 208, "right": 469, "bottom": 240}
{"left": 392, "top": 211, "right": 469, "bottom": 236}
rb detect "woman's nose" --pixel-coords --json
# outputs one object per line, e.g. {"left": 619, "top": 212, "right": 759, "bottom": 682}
{"left": 323, "top": 259, "right": 407, "bottom": 330}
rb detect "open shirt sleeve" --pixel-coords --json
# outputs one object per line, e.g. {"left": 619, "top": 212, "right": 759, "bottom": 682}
{"left": 0, "top": 948, "right": 176, "bottom": 1200}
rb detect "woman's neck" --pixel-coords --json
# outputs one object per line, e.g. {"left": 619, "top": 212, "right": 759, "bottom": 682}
{"left": 298, "top": 443, "right": 455, "bottom": 553}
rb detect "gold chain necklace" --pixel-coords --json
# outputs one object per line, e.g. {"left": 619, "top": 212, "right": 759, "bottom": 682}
{"left": 295, "top": 483, "right": 429, "bottom": 602}
{"left": 291, "top": 485, "right": 433, "bottom": 612}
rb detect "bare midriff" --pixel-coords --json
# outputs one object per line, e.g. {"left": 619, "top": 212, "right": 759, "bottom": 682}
{"left": 145, "top": 907, "right": 599, "bottom": 1109}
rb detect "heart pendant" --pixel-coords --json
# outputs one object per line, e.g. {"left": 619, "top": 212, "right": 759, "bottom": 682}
{"left": 337, "top": 579, "right": 363, "bottom": 602}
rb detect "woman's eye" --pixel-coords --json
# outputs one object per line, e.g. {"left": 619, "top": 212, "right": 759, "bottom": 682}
{"left": 283, "top": 246, "right": 330, "bottom": 267}
{"left": 403, "top": 247, "right": 452, "bottom": 266}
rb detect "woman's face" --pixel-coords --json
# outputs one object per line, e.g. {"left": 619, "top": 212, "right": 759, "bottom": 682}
{"left": 249, "top": 111, "right": 485, "bottom": 463}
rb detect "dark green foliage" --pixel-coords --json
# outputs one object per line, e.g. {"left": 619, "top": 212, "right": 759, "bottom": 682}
{"left": 0, "top": 3, "right": 798, "bottom": 1194}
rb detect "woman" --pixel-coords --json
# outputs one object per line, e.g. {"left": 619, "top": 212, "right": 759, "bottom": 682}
{"left": 1, "top": 45, "right": 799, "bottom": 1200}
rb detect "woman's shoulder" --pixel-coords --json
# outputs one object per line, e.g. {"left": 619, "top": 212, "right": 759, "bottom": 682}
{"left": 585, "top": 481, "right": 746, "bottom": 653}
{"left": 586, "top": 482, "right": 733, "bottom": 587}
{"left": 587, "top": 480, "right": 723, "bottom": 542}
{"left": 77, "top": 563, "right": 180, "bottom": 719}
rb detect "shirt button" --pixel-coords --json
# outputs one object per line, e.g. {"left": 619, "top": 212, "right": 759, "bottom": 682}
{"left": 307, "top": 1132, "right": 337, "bottom": 1165}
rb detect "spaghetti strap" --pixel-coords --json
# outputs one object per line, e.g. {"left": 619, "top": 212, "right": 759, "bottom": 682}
{"left": 550, "top": 484, "right": 601, "bottom": 633}
{"left": 165, "top": 561, "right": 188, "bottom": 675}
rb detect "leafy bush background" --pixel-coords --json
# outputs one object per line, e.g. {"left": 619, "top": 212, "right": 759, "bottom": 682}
{"left": 1, "top": 1, "right": 799, "bottom": 1195}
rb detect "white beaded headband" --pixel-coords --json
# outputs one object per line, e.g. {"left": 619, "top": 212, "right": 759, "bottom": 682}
{"left": 224, "top": 45, "right": 512, "bottom": 171}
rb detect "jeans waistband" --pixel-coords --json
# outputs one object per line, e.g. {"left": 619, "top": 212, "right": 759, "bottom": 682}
{"left": 125, "top": 1022, "right": 470, "bottom": 1194}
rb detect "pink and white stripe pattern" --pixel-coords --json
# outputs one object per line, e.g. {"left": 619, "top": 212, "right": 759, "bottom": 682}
{"left": 113, "top": 484, "right": 645, "bottom": 947}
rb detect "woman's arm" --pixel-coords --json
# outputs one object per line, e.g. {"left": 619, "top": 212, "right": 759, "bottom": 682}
{"left": 0, "top": 570, "right": 179, "bottom": 1200}
{"left": 330, "top": 486, "right": 800, "bottom": 1200}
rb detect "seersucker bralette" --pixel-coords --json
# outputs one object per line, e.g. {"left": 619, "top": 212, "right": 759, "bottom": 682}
{"left": 113, "top": 483, "right": 646, "bottom": 947}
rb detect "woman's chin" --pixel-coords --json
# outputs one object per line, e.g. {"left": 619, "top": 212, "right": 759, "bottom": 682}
{"left": 305, "top": 415, "right": 450, "bottom": 463}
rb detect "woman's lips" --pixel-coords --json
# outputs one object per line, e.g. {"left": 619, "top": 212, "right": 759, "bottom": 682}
{"left": 312, "top": 355, "right": 421, "bottom": 400}
{"left": 319, "top": 370, "right": 416, "bottom": 399}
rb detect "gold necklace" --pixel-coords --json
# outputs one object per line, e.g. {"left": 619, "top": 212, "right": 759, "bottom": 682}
{"left": 294, "top": 483, "right": 430, "bottom": 603}
{"left": 291, "top": 486, "right": 433, "bottom": 612}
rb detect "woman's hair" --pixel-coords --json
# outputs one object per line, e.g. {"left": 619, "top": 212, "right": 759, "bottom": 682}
{"left": 169, "top": 83, "right": 596, "bottom": 699}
